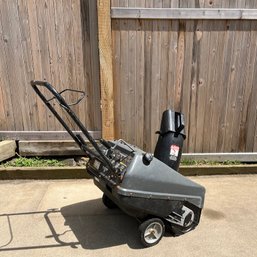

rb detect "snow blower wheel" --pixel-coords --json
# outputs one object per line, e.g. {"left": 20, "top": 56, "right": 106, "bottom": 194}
{"left": 102, "top": 194, "right": 117, "bottom": 209}
{"left": 139, "top": 218, "right": 165, "bottom": 247}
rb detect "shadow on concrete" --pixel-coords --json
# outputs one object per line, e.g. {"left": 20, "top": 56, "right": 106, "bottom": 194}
{"left": 0, "top": 198, "right": 142, "bottom": 252}
{"left": 60, "top": 198, "right": 142, "bottom": 249}
{"left": 202, "top": 208, "right": 226, "bottom": 220}
{"left": 0, "top": 209, "right": 71, "bottom": 252}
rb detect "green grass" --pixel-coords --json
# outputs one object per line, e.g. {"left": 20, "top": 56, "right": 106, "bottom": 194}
{"left": 0, "top": 156, "right": 243, "bottom": 168}
{"left": 181, "top": 159, "right": 241, "bottom": 166}
{"left": 1, "top": 157, "right": 65, "bottom": 168}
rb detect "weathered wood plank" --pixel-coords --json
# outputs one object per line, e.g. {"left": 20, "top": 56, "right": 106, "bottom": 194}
{"left": 0, "top": 86, "right": 7, "bottom": 130}
{"left": 209, "top": 21, "right": 227, "bottom": 152}
{"left": 111, "top": 0, "right": 120, "bottom": 8}
{"left": 119, "top": 26, "right": 128, "bottom": 141}
{"left": 135, "top": 17, "right": 145, "bottom": 148}
{"left": 202, "top": 20, "right": 222, "bottom": 152}
{"left": 111, "top": 7, "right": 257, "bottom": 20}
{"left": 216, "top": 20, "right": 237, "bottom": 152}
{"left": 111, "top": 16, "right": 121, "bottom": 140}
{"left": 174, "top": 21, "right": 185, "bottom": 111}
{"left": 149, "top": 0, "right": 163, "bottom": 150}
{"left": 250, "top": 62, "right": 257, "bottom": 151}
{"left": 97, "top": 0, "right": 115, "bottom": 140}
{"left": 182, "top": 152, "right": 257, "bottom": 162}
{"left": 166, "top": 0, "right": 179, "bottom": 110}
{"left": 0, "top": 38, "right": 10, "bottom": 130}
{"left": 126, "top": 0, "right": 137, "bottom": 145}
{"left": 240, "top": 22, "right": 257, "bottom": 151}
{"left": 142, "top": 0, "right": 153, "bottom": 151}
{"left": 0, "top": 1, "right": 29, "bottom": 130}
{"left": 182, "top": 20, "right": 194, "bottom": 152}
{"left": 231, "top": 21, "right": 251, "bottom": 151}
{"left": 0, "top": 140, "right": 16, "bottom": 162}
{"left": 35, "top": 0, "right": 56, "bottom": 130}
{"left": 159, "top": 20, "right": 170, "bottom": 121}
{"left": 17, "top": 0, "right": 39, "bottom": 131}
{"left": 151, "top": 0, "right": 162, "bottom": 150}
{"left": 194, "top": 20, "right": 210, "bottom": 152}
{"left": 19, "top": 140, "right": 84, "bottom": 156}
{"left": 118, "top": 0, "right": 129, "bottom": 141}
{"left": 26, "top": 0, "right": 48, "bottom": 131}
{"left": 180, "top": 164, "right": 257, "bottom": 176}
{"left": 88, "top": 0, "right": 102, "bottom": 131}
{"left": 71, "top": 0, "right": 85, "bottom": 130}
{"left": 80, "top": 0, "right": 95, "bottom": 130}
{"left": 111, "top": 0, "right": 257, "bottom": 9}
{"left": 0, "top": 131, "right": 101, "bottom": 140}
{"left": 223, "top": 20, "right": 243, "bottom": 152}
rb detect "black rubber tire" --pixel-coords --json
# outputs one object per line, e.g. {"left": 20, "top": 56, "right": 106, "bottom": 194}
{"left": 139, "top": 218, "right": 165, "bottom": 247}
{"left": 102, "top": 194, "right": 117, "bottom": 209}
{"left": 165, "top": 222, "right": 196, "bottom": 237}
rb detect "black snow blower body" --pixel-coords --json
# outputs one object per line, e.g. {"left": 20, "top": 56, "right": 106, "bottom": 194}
{"left": 31, "top": 81, "right": 205, "bottom": 247}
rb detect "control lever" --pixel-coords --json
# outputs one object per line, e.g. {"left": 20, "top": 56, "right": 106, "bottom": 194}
{"left": 100, "top": 139, "right": 112, "bottom": 149}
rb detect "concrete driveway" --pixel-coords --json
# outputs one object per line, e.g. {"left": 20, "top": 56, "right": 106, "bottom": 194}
{"left": 0, "top": 175, "right": 256, "bottom": 257}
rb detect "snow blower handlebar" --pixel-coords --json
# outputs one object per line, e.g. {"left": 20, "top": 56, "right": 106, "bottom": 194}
{"left": 30, "top": 80, "right": 115, "bottom": 172}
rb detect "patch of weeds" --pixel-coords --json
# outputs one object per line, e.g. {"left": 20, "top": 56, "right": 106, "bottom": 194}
{"left": 181, "top": 159, "right": 241, "bottom": 166}
{"left": 181, "top": 159, "right": 198, "bottom": 166}
{"left": 1, "top": 157, "right": 65, "bottom": 168}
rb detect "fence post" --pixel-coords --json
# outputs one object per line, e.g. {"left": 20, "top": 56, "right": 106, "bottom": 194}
{"left": 97, "top": 0, "right": 115, "bottom": 140}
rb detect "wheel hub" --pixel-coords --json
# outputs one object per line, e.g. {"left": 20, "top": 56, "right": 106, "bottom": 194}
{"left": 144, "top": 222, "right": 163, "bottom": 244}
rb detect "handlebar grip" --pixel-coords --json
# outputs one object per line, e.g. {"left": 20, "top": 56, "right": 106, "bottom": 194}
{"left": 100, "top": 139, "right": 112, "bottom": 149}
{"left": 31, "top": 80, "right": 59, "bottom": 96}
{"left": 30, "top": 80, "right": 48, "bottom": 86}
{"left": 31, "top": 80, "right": 86, "bottom": 107}
{"left": 31, "top": 80, "right": 69, "bottom": 109}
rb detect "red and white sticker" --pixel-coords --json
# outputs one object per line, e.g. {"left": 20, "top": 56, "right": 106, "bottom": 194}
{"left": 170, "top": 144, "right": 180, "bottom": 157}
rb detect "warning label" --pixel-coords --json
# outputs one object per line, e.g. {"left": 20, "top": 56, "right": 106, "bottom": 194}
{"left": 170, "top": 144, "right": 180, "bottom": 159}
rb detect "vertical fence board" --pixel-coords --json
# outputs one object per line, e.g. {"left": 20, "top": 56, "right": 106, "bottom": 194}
{"left": 180, "top": 20, "right": 194, "bottom": 152}
{"left": 194, "top": 21, "right": 208, "bottom": 152}
{"left": 97, "top": 0, "right": 115, "bottom": 140}
{"left": 0, "top": 3, "right": 15, "bottom": 131}
{"left": 112, "top": 15, "right": 121, "bottom": 139}
{"left": 209, "top": 21, "right": 227, "bottom": 152}
{"left": 239, "top": 22, "right": 257, "bottom": 151}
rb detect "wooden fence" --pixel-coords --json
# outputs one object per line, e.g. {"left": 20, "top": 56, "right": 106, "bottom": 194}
{"left": 0, "top": 0, "right": 101, "bottom": 139}
{"left": 111, "top": 0, "right": 257, "bottom": 153}
{"left": 2, "top": 0, "right": 257, "bottom": 154}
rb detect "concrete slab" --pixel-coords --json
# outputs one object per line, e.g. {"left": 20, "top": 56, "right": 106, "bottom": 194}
{"left": 0, "top": 175, "right": 256, "bottom": 257}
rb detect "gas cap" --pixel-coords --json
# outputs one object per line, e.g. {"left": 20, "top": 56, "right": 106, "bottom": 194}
{"left": 143, "top": 153, "right": 153, "bottom": 165}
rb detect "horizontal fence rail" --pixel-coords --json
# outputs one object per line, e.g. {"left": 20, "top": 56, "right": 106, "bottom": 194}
{"left": 0, "top": 131, "right": 101, "bottom": 140}
{"left": 111, "top": 8, "right": 257, "bottom": 20}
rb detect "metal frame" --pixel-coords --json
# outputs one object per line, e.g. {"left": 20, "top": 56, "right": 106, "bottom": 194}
{"left": 30, "top": 80, "right": 115, "bottom": 172}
